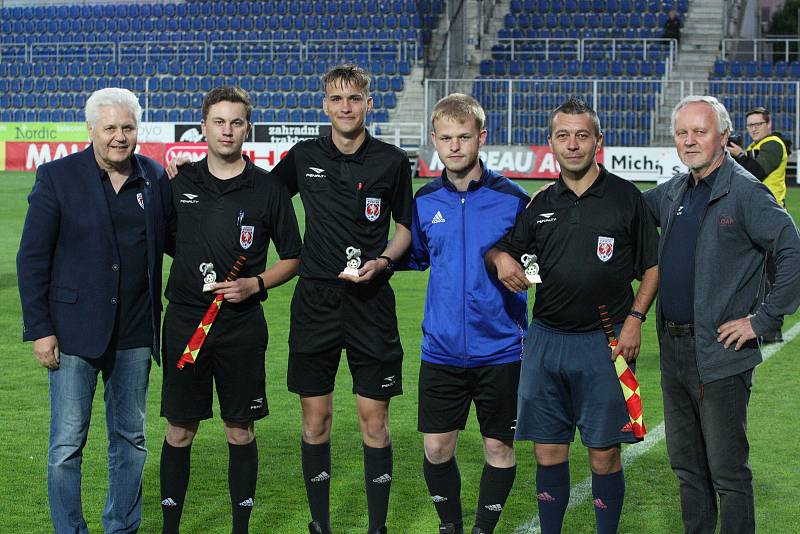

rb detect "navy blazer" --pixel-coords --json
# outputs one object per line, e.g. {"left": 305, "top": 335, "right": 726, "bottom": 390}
{"left": 17, "top": 146, "right": 173, "bottom": 363}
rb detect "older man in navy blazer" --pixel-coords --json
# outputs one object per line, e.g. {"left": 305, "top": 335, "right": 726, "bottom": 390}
{"left": 17, "top": 88, "right": 172, "bottom": 534}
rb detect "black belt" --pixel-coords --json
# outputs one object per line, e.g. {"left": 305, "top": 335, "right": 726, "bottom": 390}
{"left": 665, "top": 321, "right": 694, "bottom": 337}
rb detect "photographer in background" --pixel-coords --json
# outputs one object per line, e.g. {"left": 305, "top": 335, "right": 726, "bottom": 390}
{"left": 727, "top": 106, "right": 791, "bottom": 207}
{"left": 728, "top": 106, "right": 791, "bottom": 343}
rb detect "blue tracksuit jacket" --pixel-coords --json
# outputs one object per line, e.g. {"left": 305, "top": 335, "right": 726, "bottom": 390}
{"left": 408, "top": 166, "right": 529, "bottom": 367}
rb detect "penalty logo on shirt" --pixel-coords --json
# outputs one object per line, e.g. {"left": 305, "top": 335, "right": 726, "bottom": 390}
{"left": 240, "top": 225, "right": 254, "bottom": 250}
{"left": 365, "top": 197, "right": 381, "bottom": 222}
{"left": 597, "top": 236, "right": 614, "bottom": 262}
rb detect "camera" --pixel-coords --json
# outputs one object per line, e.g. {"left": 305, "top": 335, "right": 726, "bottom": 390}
{"left": 728, "top": 133, "right": 743, "bottom": 147}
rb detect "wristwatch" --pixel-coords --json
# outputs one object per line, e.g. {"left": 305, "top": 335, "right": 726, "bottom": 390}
{"left": 255, "top": 274, "right": 268, "bottom": 301}
{"left": 377, "top": 255, "right": 395, "bottom": 274}
{"left": 628, "top": 310, "right": 646, "bottom": 322}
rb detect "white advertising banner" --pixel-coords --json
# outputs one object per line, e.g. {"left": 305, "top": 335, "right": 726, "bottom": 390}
{"left": 602, "top": 147, "right": 687, "bottom": 183}
{"left": 137, "top": 122, "right": 174, "bottom": 143}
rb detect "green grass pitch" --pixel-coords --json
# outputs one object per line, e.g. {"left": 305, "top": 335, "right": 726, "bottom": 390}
{"left": 1, "top": 170, "right": 798, "bottom": 533}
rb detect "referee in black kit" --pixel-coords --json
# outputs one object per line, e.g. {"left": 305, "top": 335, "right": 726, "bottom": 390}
{"left": 271, "top": 64, "right": 413, "bottom": 534}
{"left": 159, "top": 86, "right": 302, "bottom": 534}
{"left": 486, "top": 98, "right": 659, "bottom": 534}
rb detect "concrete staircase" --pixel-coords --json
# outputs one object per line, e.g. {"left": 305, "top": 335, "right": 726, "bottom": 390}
{"left": 384, "top": 0, "right": 513, "bottom": 150}
{"left": 465, "top": 0, "right": 511, "bottom": 68}
{"left": 652, "top": 0, "right": 726, "bottom": 144}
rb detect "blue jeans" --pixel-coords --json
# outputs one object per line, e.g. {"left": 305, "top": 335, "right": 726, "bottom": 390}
{"left": 48, "top": 348, "right": 151, "bottom": 534}
{"left": 660, "top": 331, "right": 754, "bottom": 534}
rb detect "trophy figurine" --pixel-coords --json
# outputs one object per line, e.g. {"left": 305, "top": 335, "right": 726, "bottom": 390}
{"left": 343, "top": 246, "right": 362, "bottom": 277}
{"left": 200, "top": 262, "right": 218, "bottom": 292}
{"left": 521, "top": 254, "right": 542, "bottom": 284}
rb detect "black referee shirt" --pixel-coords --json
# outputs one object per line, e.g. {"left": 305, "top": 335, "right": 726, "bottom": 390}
{"left": 494, "top": 166, "right": 659, "bottom": 331}
{"left": 271, "top": 133, "right": 412, "bottom": 280}
{"left": 100, "top": 160, "right": 152, "bottom": 349}
{"left": 165, "top": 156, "right": 302, "bottom": 310}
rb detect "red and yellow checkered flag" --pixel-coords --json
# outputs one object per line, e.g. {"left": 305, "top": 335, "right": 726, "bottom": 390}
{"left": 176, "top": 256, "right": 246, "bottom": 370}
{"left": 598, "top": 305, "right": 646, "bottom": 439}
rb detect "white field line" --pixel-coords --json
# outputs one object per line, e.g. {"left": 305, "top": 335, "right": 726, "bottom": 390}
{"left": 512, "top": 321, "right": 800, "bottom": 534}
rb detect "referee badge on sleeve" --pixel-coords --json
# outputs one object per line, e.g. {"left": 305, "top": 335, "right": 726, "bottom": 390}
{"left": 240, "top": 225, "right": 254, "bottom": 250}
{"left": 365, "top": 197, "right": 381, "bottom": 222}
{"left": 597, "top": 236, "right": 614, "bottom": 262}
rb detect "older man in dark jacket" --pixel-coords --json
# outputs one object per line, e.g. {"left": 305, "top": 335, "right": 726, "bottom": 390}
{"left": 17, "top": 88, "right": 172, "bottom": 534}
{"left": 644, "top": 95, "right": 800, "bottom": 534}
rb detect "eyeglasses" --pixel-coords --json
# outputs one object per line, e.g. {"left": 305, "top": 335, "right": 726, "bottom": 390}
{"left": 746, "top": 121, "right": 767, "bottom": 129}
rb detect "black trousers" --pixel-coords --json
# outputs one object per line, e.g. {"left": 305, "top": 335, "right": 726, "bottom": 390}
{"left": 659, "top": 330, "right": 755, "bottom": 534}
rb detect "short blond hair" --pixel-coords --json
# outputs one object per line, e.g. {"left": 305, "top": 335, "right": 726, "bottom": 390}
{"left": 431, "top": 93, "right": 486, "bottom": 131}
{"left": 322, "top": 63, "right": 370, "bottom": 96}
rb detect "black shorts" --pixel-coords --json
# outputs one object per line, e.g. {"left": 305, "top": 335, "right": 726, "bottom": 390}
{"left": 161, "top": 302, "right": 268, "bottom": 423}
{"left": 287, "top": 277, "right": 403, "bottom": 399}
{"left": 418, "top": 360, "right": 521, "bottom": 441}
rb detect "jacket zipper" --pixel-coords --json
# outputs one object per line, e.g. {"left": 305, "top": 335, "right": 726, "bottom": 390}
{"left": 461, "top": 193, "right": 468, "bottom": 366}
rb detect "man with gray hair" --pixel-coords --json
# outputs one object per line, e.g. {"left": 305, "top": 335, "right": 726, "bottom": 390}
{"left": 644, "top": 95, "right": 800, "bottom": 533}
{"left": 17, "top": 88, "right": 173, "bottom": 533}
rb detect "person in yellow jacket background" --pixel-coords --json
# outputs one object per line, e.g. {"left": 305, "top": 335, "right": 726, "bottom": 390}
{"left": 728, "top": 106, "right": 791, "bottom": 206}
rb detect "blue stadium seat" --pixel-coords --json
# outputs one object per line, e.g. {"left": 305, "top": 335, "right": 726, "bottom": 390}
{"left": 271, "top": 94, "right": 285, "bottom": 108}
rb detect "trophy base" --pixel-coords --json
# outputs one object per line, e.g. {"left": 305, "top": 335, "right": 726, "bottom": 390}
{"left": 526, "top": 274, "right": 542, "bottom": 284}
{"left": 202, "top": 282, "right": 216, "bottom": 292}
{"left": 343, "top": 267, "right": 360, "bottom": 277}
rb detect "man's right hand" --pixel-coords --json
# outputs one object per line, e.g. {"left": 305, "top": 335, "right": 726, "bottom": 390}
{"left": 491, "top": 250, "right": 531, "bottom": 293}
{"left": 33, "top": 335, "right": 59, "bottom": 369}
{"left": 166, "top": 156, "right": 191, "bottom": 179}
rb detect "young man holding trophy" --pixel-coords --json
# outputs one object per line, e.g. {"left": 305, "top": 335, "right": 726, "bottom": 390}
{"left": 159, "top": 86, "right": 302, "bottom": 534}
{"left": 270, "top": 64, "right": 413, "bottom": 534}
{"left": 485, "top": 98, "right": 659, "bottom": 534}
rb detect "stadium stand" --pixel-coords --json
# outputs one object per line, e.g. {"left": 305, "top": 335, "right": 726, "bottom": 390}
{"left": 708, "top": 37, "right": 800, "bottom": 140}
{"left": 473, "top": 0, "right": 686, "bottom": 145}
{"left": 0, "top": 0, "right": 443, "bottom": 123}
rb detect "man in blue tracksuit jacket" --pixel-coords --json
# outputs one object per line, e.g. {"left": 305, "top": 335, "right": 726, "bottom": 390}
{"left": 406, "top": 94, "right": 529, "bottom": 534}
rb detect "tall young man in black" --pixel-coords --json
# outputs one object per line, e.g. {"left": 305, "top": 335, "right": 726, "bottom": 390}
{"left": 159, "top": 86, "right": 301, "bottom": 534}
{"left": 271, "top": 64, "right": 413, "bottom": 534}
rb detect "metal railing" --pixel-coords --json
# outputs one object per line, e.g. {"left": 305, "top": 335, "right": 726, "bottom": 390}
{"left": 369, "top": 122, "right": 426, "bottom": 150}
{"left": 721, "top": 38, "right": 800, "bottom": 62}
{"left": 425, "top": 78, "right": 667, "bottom": 145}
{"left": 484, "top": 37, "right": 677, "bottom": 63}
{"left": 13, "top": 38, "right": 420, "bottom": 64}
{"left": 119, "top": 41, "right": 209, "bottom": 63}
{"left": 0, "top": 43, "right": 25, "bottom": 63}
{"left": 304, "top": 39, "right": 420, "bottom": 63}
{"left": 28, "top": 41, "right": 116, "bottom": 62}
